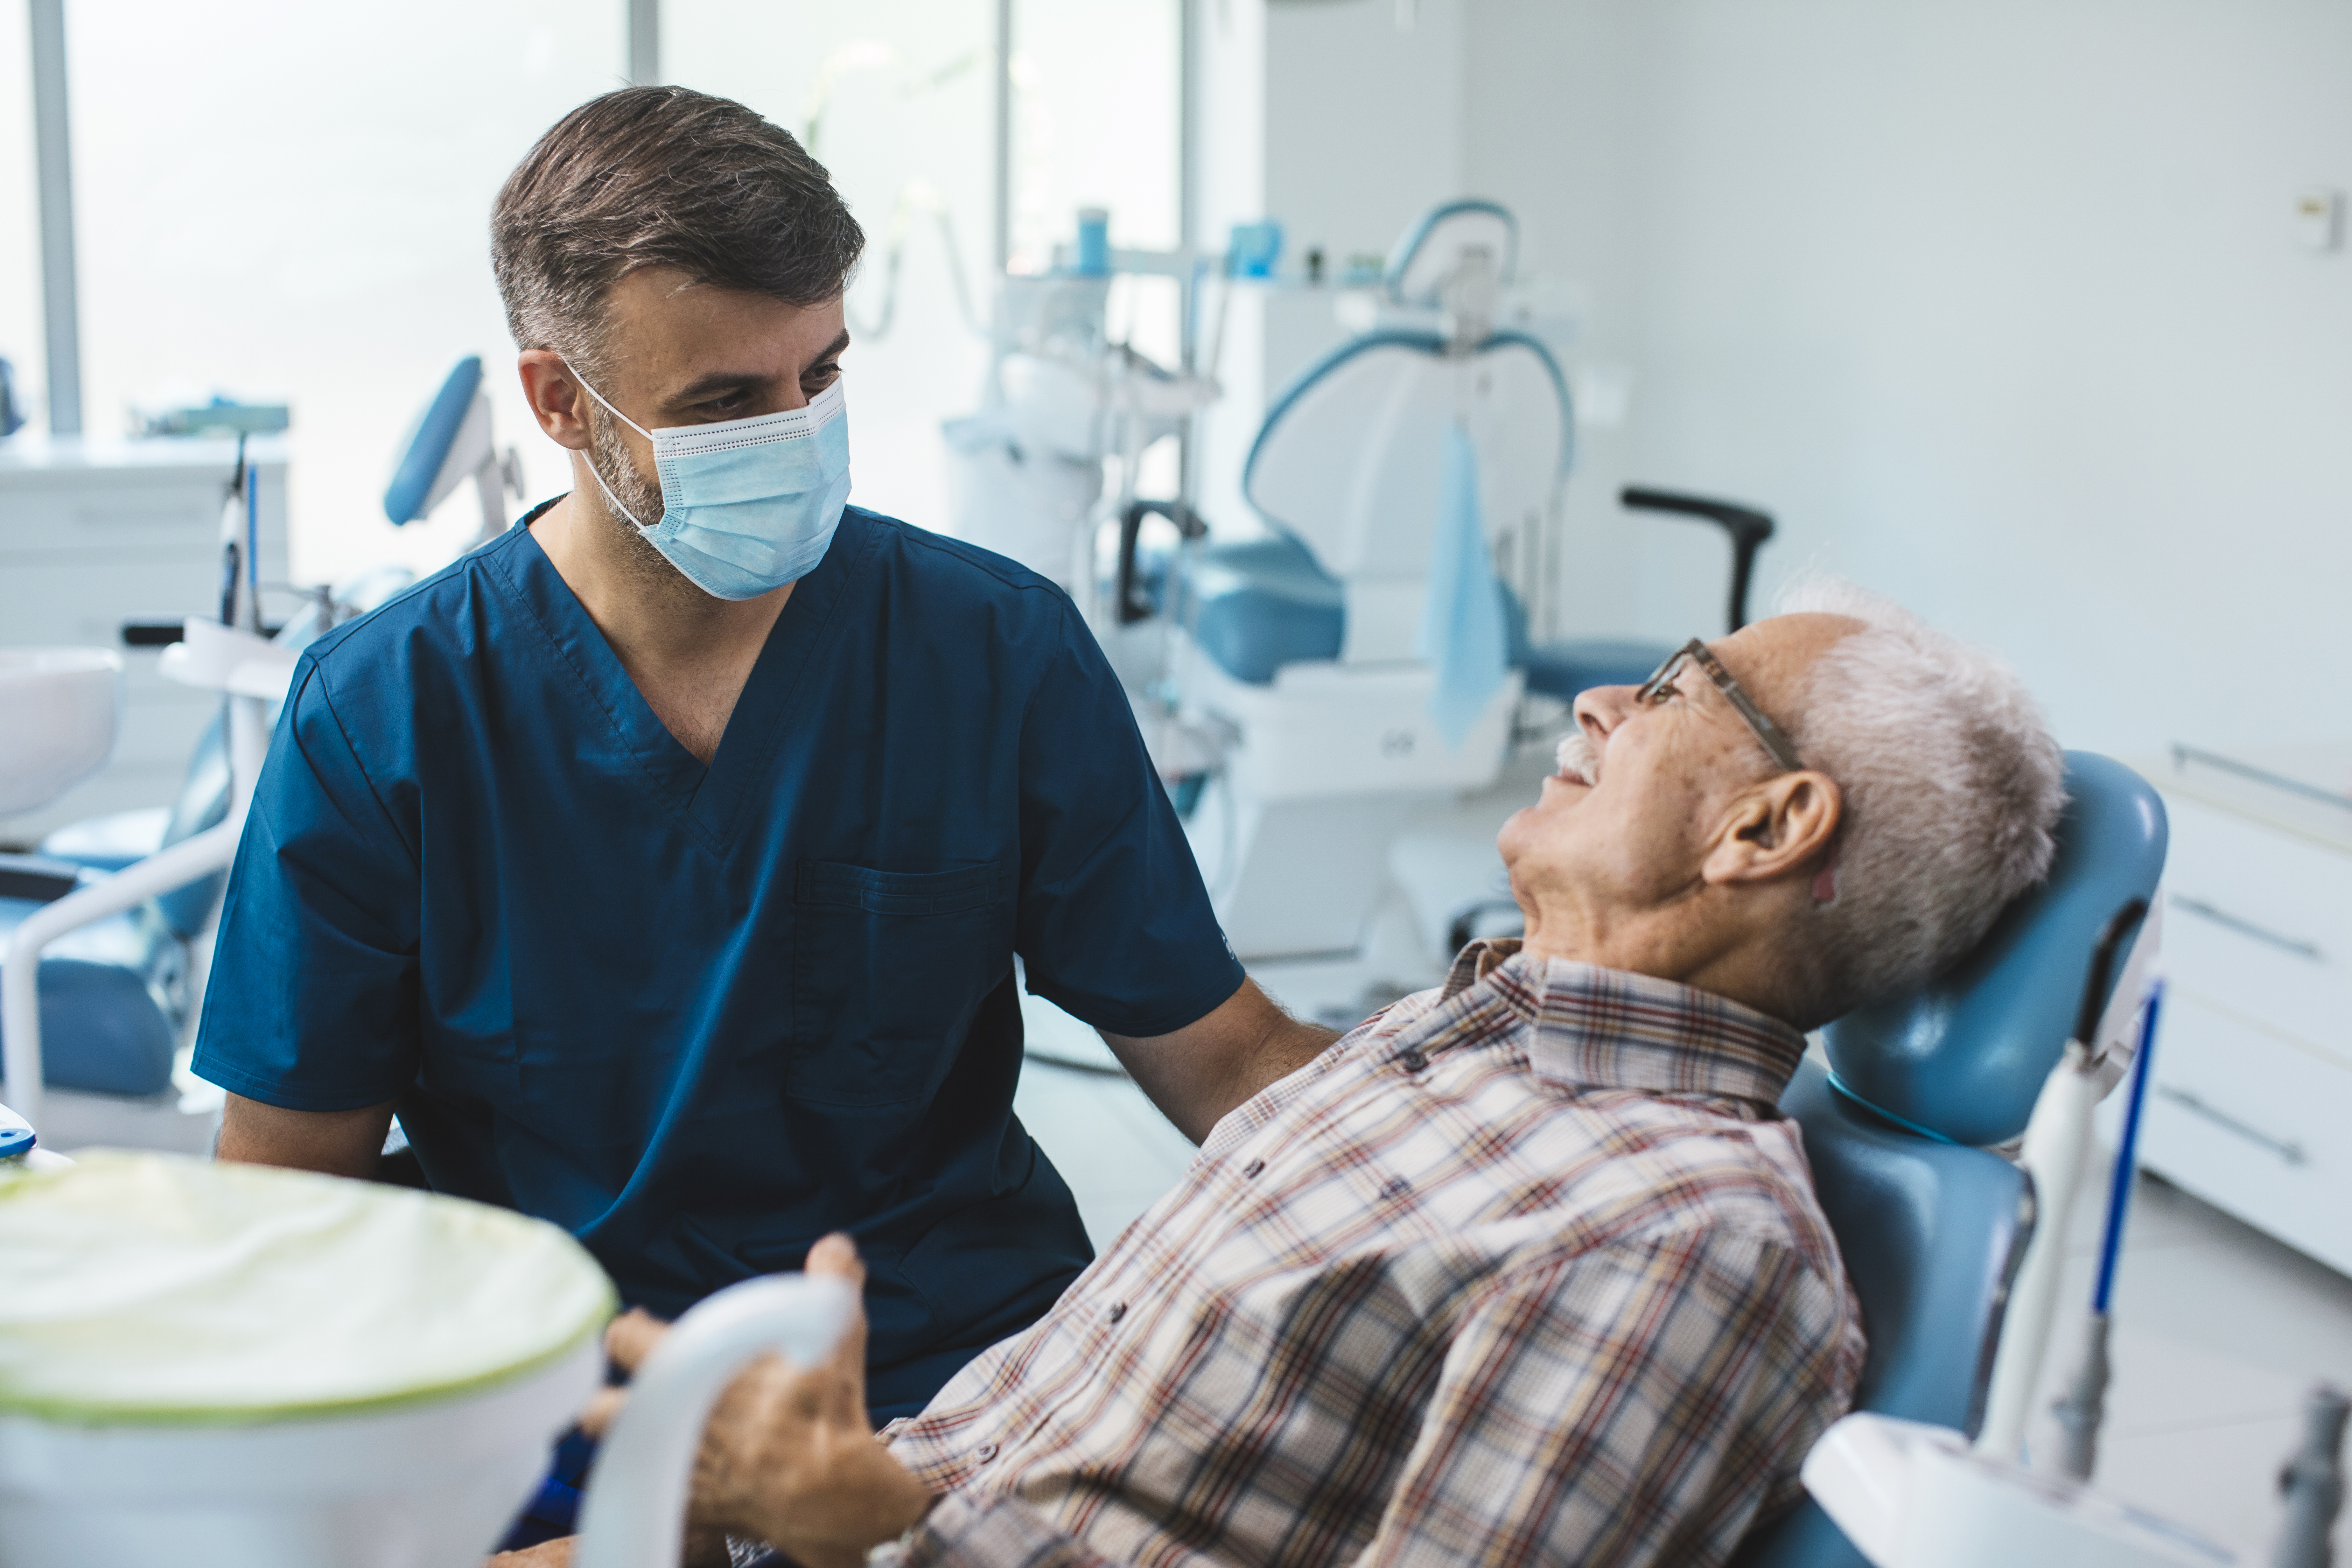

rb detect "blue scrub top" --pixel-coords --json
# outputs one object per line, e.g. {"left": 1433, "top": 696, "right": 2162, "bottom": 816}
{"left": 192, "top": 503, "right": 1243, "bottom": 1415}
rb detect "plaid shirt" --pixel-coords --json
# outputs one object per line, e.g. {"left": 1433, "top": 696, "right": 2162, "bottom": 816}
{"left": 883, "top": 942, "right": 1866, "bottom": 1568}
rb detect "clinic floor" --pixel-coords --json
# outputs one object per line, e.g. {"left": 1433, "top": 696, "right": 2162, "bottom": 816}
{"left": 1011, "top": 760, "right": 2352, "bottom": 1562}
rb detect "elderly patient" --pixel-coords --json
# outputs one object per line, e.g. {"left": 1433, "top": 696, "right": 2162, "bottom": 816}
{"left": 507, "top": 579, "right": 2065, "bottom": 1568}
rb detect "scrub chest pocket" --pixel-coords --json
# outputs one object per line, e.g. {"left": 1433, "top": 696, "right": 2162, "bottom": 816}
{"left": 790, "top": 861, "right": 1014, "bottom": 1107}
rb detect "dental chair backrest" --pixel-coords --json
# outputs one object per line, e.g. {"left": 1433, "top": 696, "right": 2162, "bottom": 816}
{"left": 1242, "top": 331, "right": 1569, "bottom": 660}
{"left": 1731, "top": 752, "right": 2169, "bottom": 1568}
{"left": 1824, "top": 751, "right": 2169, "bottom": 1149}
{"left": 1385, "top": 198, "right": 1520, "bottom": 307}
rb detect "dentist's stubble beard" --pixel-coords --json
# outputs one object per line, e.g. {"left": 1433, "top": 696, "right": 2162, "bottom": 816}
{"left": 583, "top": 404, "right": 707, "bottom": 602}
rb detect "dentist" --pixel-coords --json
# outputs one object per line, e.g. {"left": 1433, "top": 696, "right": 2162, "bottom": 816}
{"left": 192, "top": 86, "right": 1330, "bottom": 1434}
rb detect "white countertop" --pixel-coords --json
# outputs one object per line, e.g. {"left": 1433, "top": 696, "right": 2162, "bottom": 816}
{"left": 0, "top": 433, "right": 287, "bottom": 476}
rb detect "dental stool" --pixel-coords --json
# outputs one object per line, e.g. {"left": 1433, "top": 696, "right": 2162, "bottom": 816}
{"left": 1732, "top": 752, "right": 2168, "bottom": 1568}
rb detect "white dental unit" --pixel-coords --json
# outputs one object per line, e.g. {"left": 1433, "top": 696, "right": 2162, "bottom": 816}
{"left": 0, "top": 1148, "right": 854, "bottom": 1568}
{"left": 953, "top": 201, "right": 1575, "bottom": 964}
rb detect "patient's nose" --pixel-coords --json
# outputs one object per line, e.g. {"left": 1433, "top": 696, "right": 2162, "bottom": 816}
{"left": 1572, "top": 684, "right": 1637, "bottom": 746}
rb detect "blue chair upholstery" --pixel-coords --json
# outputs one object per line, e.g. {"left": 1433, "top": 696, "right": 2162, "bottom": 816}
{"left": 1175, "top": 534, "right": 1344, "bottom": 686}
{"left": 383, "top": 355, "right": 484, "bottom": 525}
{"left": 1824, "top": 752, "right": 2169, "bottom": 1148}
{"left": 1730, "top": 1065, "right": 2029, "bottom": 1568}
{"left": 1520, "top": 639, "right": 1666, "bottom": 701}
{"left": 8, "top": 693, "right": 244, "bottom": 1102}
{"left": 1732, "top": 752, "right": 2168, "bottom": 1567}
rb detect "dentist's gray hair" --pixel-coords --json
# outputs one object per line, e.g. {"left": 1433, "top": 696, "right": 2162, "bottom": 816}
{"left": 1773, "top": 575, "right": 2066, "bottom": 1022}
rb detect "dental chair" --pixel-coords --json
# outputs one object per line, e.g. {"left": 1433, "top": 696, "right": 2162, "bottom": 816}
{"left": 0, "top": 357, "right": 502, "bottom": 1150}
{"left": 1731, "top": 752, "right": 2168, "bottom": 1568}
{"left": 1166, "top": 204, "right": 1556, "bottom": 958}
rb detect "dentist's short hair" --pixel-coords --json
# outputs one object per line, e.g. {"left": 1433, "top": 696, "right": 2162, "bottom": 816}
{"left": 1773, "top": 575, "right": 2066, "bottom": 1021}
{"left": 492, "top": 87, "right": 864, "bottom": 378}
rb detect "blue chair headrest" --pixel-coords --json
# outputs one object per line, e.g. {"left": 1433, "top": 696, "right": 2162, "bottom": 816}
{"left": 383, "top": 356, "right": 484, "bottom": 525}
{"left": 1822, "top": 751, "right": 2168, "bottom": 1148}
{"left": 1385, "top": 198, "right": 1519, "bottom": 305}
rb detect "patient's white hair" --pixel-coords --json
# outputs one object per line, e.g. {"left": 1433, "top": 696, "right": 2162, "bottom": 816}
{"left": 1774, "top": 575, "right": 2065, "bottom": 1020}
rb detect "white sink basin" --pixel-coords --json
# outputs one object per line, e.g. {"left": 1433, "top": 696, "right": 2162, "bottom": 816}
{"left": 0, "top": 647, "right": 124, "bottom": 817}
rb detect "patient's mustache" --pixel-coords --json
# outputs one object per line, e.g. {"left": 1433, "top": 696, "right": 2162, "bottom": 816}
{"left": 1556, "top": 731, "right": 1600, "bottom": 786}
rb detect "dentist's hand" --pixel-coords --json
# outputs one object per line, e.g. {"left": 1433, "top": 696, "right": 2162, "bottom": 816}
{"left": 584, "top": 1234, "right": 937, "bottom": 1568}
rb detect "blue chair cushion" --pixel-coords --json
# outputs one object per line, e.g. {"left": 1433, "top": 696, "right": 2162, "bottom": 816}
{"left": 1824, "top": 752, "right": 2168, "bottom": 1148}
{"left": 1176, "top": 534, "right": 1344, "bottom": 686}
{"left": 1520, "top": 637, "right": 1672, "bottom": 702}
{"left": 1730, "top": 1059, "right": 2030, "bottom": 1568}
{"left": 0, "top": 893, "right": 180, "bottom": 1099}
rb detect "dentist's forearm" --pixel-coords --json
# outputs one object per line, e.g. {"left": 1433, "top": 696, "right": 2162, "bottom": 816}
{"left": 216, "top": 1092, "right": 396, "bottom": 1180}
{"left": 1101, "top": 981, "right": 1338, "bottom": 1143}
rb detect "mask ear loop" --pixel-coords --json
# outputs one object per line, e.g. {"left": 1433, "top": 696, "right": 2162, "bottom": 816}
{"left": 564, "top": 362, "right": 659, "bottom": 532}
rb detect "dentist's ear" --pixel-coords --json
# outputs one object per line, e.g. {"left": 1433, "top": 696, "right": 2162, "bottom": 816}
{"left": 1701, "top": 771, "right": 1841, "bottom": 889}
{"left": 517, "top": 351, "right": 593, "bottom": 450}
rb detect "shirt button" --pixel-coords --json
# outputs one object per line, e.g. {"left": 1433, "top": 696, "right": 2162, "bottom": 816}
{"left": 1399, "top": 1049, "right": 1428, "bottom": 1073}
{"left": 974, "top": 1441, "right": 999, "bottom": 1463}
{"left": 1105, "top": 1301, "right": 1127, "bottom": 1323}
{"left": 1242, "top": 1158, "right": 1265, "bottom": 1178}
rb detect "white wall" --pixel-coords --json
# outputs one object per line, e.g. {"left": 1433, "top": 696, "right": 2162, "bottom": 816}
{"left": 1191, "top": 0, "right": 1471, "bottom": 538}
{"left": 1465, "top": 0, "right": 2352, "bottom": 757}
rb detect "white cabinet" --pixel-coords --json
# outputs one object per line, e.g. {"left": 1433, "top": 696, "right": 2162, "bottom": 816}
{"left": 0, "top": 435, "right": 288, "bottom": 841}
{"left": 2142, "top": 747, "right": 2352, "bottom": 1278}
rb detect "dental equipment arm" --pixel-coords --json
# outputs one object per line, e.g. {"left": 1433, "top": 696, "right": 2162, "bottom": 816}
{"left": 1976, "top": 899, "right": 2149, "bottom": 1462}
{"left": 1097, "top": 978, "right": 1338, "bottom": 1144}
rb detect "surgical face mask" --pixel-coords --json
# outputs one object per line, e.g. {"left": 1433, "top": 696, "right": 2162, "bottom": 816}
{"left": 571, "top": 368, "right": 852, "bottom": 601}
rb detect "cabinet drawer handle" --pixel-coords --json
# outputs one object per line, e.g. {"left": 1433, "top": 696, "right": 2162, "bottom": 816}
{"left": 2155, "top": 1085, "right": 2308, "bottom": 1166}
{"left": 2170, "top": 895, "right": 2324, "bottom": 961}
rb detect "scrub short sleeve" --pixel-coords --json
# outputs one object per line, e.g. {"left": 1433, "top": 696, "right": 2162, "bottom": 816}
{"left": 1014, "top": 598, "right": 1244, "bottom": 1039}
{"left": 190, "top": 660, "right": 422, "bottom": 1112}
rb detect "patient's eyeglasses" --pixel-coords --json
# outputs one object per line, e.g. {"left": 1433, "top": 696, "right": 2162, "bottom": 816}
{"left": 1634, "top": 638, "right": 1807, "bottom": 775}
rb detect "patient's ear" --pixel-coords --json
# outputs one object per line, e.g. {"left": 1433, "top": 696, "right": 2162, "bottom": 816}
{"left": 1701, "top": 771, "right": 1841, "bottom": 889}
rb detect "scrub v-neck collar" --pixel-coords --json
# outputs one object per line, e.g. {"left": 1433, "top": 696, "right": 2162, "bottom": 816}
{"left": 485, "top": 500, "right": 883, "bottom": 858}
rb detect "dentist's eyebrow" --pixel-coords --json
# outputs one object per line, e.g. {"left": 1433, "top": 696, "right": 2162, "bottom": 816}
{"left": 806, "top": 329, "right": 851, "bottom": 367}
{"left": 672, "top": 367, "right": 772, "bottom": 401}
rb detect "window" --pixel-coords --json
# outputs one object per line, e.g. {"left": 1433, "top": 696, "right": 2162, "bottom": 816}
{"left": 64, "top": 0, "right": 625, "bottom": 583}
{"left": 0, "top": 0, "right": 44, "bottom": 421}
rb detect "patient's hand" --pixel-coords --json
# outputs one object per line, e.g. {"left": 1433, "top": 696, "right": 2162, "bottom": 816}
{"left": 583, "top": 1234, "right": 936, "bottom": 1568}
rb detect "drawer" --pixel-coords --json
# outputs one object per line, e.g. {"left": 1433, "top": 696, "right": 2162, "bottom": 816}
{"left": 2159, "top": 793, "right": 2352, "bottom": 1064}
{"left": 2140, "top": 991, "right": 2352, "bottom": 1277}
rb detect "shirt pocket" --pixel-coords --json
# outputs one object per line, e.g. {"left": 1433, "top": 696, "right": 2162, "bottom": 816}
{"left": 790, "top": 860, "right": 1014, "bottom": 1108}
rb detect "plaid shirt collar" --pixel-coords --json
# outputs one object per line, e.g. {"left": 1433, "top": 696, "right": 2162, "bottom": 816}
{"left": 1435, "top": 938, "right": 1806, "bottom": 1110}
